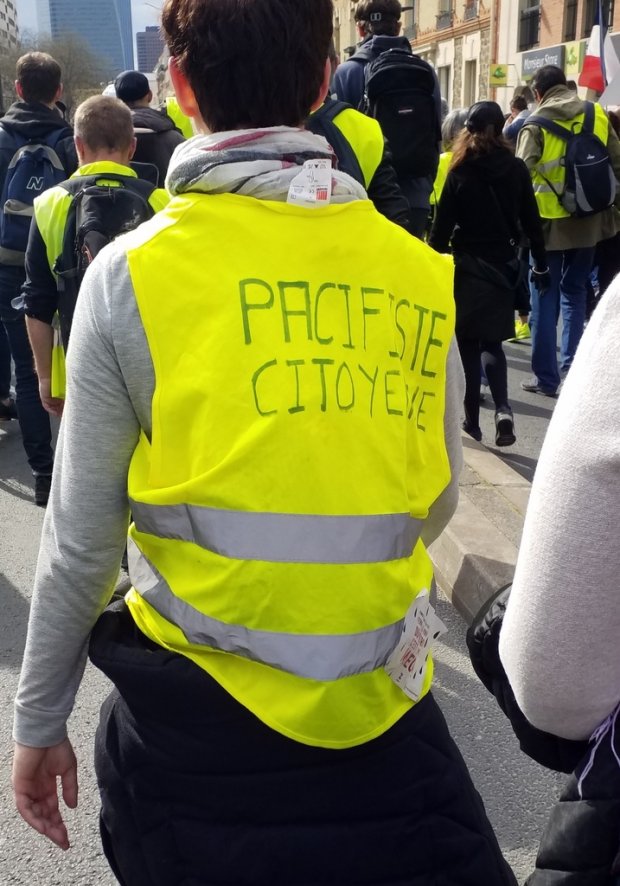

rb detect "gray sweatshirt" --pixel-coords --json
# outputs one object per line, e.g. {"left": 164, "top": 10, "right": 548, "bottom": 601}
{"left": 13, "top": 237, "right": 465, "bottom": 749}
{"left": 500, "top": 277, "right": 620, "bottom": 741}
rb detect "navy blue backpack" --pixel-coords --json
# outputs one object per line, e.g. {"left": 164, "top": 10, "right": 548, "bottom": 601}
{"left": 0, "top": 128, "right": 66, "bottom": 265}
{"left": 528, "top": 102, "right": 616, "bottom": 217}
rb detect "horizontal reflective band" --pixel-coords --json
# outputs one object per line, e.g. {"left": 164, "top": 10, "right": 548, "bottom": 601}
{"left": 128, "top": 540, "right": 404, "bottom": 680}
{"left": 537, "top": 158, "right": 563, "bottom": 174}
{"left": 533, "top": 184, "right": 558, "bottom": 195}
{"left": 129, "top": 500, "right": 423, "bottom": 564}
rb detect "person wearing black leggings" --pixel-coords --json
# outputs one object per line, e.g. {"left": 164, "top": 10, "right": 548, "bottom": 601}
{"left": 429, "top": 101, "right": 548, "bottom": 447}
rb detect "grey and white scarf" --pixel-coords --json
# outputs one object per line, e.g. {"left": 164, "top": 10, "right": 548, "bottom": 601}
{"left": 165, "top": 126, "right": 368, "bottom": 204}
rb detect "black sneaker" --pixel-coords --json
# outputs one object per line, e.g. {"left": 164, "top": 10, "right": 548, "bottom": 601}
{"left": 0, "top": 397, "right": 17, "bottom": 421}
{"left": 521, "top": 378, "right": 557, "bottom": 397}
{"left": 462, "top": 421, "right": 482, "bottom": 442}
{"left": 495, "top": 411, "right": 516, "bottom": 447}
{"left": 34, "top": 474, "right": 52, "bottom": 507}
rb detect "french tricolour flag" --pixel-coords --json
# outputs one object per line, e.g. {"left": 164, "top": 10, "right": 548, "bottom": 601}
{"left": 579, "top": 0, "right": 620, "bottom": 93}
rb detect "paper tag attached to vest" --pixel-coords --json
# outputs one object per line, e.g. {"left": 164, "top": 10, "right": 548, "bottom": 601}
{"left": 287, "top": 158, "right": 332, "bottom": 207}
{"left": 385, "top": 589, "right": 447, "bottom": 702}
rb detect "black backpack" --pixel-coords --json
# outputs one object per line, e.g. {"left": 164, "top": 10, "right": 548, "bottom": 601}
{"left": 54, "top": 173, "right": 156, "bottom": 347}
{"left": 527, "top": 102, "right": 616, "bottom": 217}
{"left": 306, "top": 98, "right": 365, "bottom": 185}
{"left": 354, "top": 47, "right": 440, "bottom": 179}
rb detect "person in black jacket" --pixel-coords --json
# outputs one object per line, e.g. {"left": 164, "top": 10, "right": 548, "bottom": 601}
{"left": 115, "top": 70, "right": 185, "bottom": 186}
{"left": 0, "top": 52, "right": 77, "bottom": 506}
{"left": 429, "top": 101, "right": 548, "bottom": 448}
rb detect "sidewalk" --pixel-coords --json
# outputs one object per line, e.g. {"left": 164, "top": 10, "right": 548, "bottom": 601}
{"left": 429, "top": 433, "right": 531, "bottom": 623}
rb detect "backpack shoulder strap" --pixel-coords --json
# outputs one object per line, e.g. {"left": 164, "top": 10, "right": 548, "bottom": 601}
{"left": 526, "top": 114, "right": 571, "bottom": 141}
{"left": 306, "top": 100, "right": 365, "bottom": 186}
{"left": 582, "top": 101, "right": 595, "bottom": 134}
{"left": 311, "top": 98, "right": 351, "bottom": 126}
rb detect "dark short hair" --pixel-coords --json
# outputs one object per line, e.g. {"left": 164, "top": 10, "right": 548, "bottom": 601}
{"left": 161, "top": 0, "right": 333, "bottom": 131}
{"left": 74, "top": 96, "right": 134, "bottom": 153}
{"left": 511, "top": 95, "right": 528, "bottom": 112}
{"left": 354, "top": 0, "right": 401, "bottom": 36}
{"left": 16, "top": 52, "right": 62, "bottom": 105}
{"left": 531, "top": 65, "right": 567, "bottom": 98}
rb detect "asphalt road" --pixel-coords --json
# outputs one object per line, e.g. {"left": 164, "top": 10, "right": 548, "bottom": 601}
{"left": 0, "top": 407, "right": 565, "bottom": 885}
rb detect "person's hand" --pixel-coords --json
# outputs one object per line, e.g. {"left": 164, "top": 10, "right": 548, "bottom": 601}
{"left": 38, "top": 378, "right": 64, "bottom": 417}
{"left": 530, "top": 266, "right": 551, "bottom": 294}
{"left": 12, "top": 739, "right": 78, "bottom": 850}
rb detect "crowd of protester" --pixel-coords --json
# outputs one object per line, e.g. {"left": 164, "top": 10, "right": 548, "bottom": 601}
{"left": 1, "top": 0, "right": 620, "bottom": 884}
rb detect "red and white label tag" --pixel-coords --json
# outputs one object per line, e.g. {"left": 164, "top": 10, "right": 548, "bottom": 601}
{"left": 287, "top": 159, "right": 332, "bottom": 207}
{"left": 385, "top": 589, "right": 447, "bottom": 701}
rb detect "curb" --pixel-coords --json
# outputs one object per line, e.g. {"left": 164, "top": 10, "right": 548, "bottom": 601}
{"left": 429, "top": 434, "right": 531, "bottom": 624}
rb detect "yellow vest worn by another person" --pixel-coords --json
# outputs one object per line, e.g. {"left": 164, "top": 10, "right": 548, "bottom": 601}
{"left": 164, "top": 96, "right": 194, "bottom": 140}
{"left": 33, "top": 161, "right": 169, "bottom": 398}
{"left": 123, "top": 192, "right": 455, "bottom": 749}
{"left": 331, "top": 106, "right": 385, "bottom": 189}
{"left": 430, "top": 151, "right": 453, "bottom": 207}
{"left": 529, "top": 102, "right": 610, "bottom": 219}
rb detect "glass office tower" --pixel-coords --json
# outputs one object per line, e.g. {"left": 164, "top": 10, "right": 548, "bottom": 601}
{"left": 48, "top": 0, "right": 133, "bottom": 74}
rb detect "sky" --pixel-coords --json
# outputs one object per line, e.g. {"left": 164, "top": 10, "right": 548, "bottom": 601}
{"left": 15, "top": 0, "right": 162, "bottom": 56}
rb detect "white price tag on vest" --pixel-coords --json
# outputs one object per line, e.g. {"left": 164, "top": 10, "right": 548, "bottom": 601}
{"left": 385, "top": 588, "right": 447, "bottom": 701}
{"left": 287, "top": 158, "right": 332, "bottom": 207}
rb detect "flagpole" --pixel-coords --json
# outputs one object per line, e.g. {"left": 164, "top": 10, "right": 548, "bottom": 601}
{"left": 599, "top": 0, "right": 607, "bottom": 86}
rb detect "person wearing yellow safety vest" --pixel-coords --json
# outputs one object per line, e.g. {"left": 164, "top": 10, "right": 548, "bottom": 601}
{"left": 21, "top": 96, "right": 169, "bottom": 418}
{"left": 516, "top": 64, "right": 620, "bottom": 396}
{"left": 12, "top": 2, "right": 516, "bottom": 884}
{"left": 163, "top": 94, "right": 194, "bottom": 139}
{"left": 430, "top": 107, "right": 468, "bottom": 213}
{"left": 306, "top": 96, "right": 410, "bottom": 226}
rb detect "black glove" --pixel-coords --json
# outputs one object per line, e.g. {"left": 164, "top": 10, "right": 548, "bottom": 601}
{"left": 530, "top": 266, "right": 551, "bottom": 294}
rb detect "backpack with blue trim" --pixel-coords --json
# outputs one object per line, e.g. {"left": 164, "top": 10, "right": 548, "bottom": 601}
{"left": 528, "top": 102, "right": 616, "bottom": 217}
{"left": 0, "top": 128, "right": 67, "bottom": 265}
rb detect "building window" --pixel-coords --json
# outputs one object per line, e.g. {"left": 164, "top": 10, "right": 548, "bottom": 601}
{"left": 463, "top": 59, "right": 477, "bottom": 105}
{"left": 564, "top": 0, "right": 578, "bottom": 40}
{"left": 583, "top": 0, "right": 614, "bottom": 34}
{"left": 402, "top": 2, "right": 417, "bottom": 40}
{"left": 437, "top": 0, "right": 453, "bottom": 30}
{"left": 518, "top": 1, "right": 540, "bottom": 52}
{"left": 437, "top": 65, "right": 451, "bottom": 105}
{"left": 464, "top": 1, "right": 479, "bottom": 21}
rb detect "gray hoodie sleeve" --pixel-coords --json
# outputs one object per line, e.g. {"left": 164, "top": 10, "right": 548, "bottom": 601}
{"left": 499, "top": 278, "right": 620, "bottom": 741}
{"left": 13, "top": 247, "right": 146, "bottom": 747}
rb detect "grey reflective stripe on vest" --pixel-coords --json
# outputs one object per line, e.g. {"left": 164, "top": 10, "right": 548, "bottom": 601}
{"left": 537, "top": 157, "right": 563, "bottom": 174}
{"left": 127, "top": 539, "right": 404, "bottom": 680}
{"left": 129, "top": 500, "right": 423, "bottom": 564}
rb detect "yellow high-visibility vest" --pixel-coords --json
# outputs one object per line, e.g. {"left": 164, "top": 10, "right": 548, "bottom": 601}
{"left": 331, "top": 107, "right": 385, "bottom": 189}
{"left": 164, "top": 96, "right": 193, "bottom": 140}
{"left": 123, "top": 192, "right": 455, "bottom": 749}
{"left": 430, "top": 151, "right": 453, "bottom": 206}
{"left": 530, "top": 103, "right": 610, "bottom": 219}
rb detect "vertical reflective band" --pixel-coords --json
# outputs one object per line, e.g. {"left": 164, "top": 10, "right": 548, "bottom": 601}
{"left": 129, "top": 500, "right": 424, "bottom": 564}
{"left": 127, "top": 540, "right": 405, "bottom": 680}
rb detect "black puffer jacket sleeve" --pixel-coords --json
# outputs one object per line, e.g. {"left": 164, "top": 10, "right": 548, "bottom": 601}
{"left": 367, "top": 146, "right": 411, "bottom": 229}
{"left": 466, "top": 585, "right": 588, "bottom": 774}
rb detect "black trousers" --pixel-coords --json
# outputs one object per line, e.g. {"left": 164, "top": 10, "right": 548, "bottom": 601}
{"left": 458, "top": 336, "right": 510, "bottom": 432}
{"left": 91, "top": 603, "right": 516, "bottom": 886}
